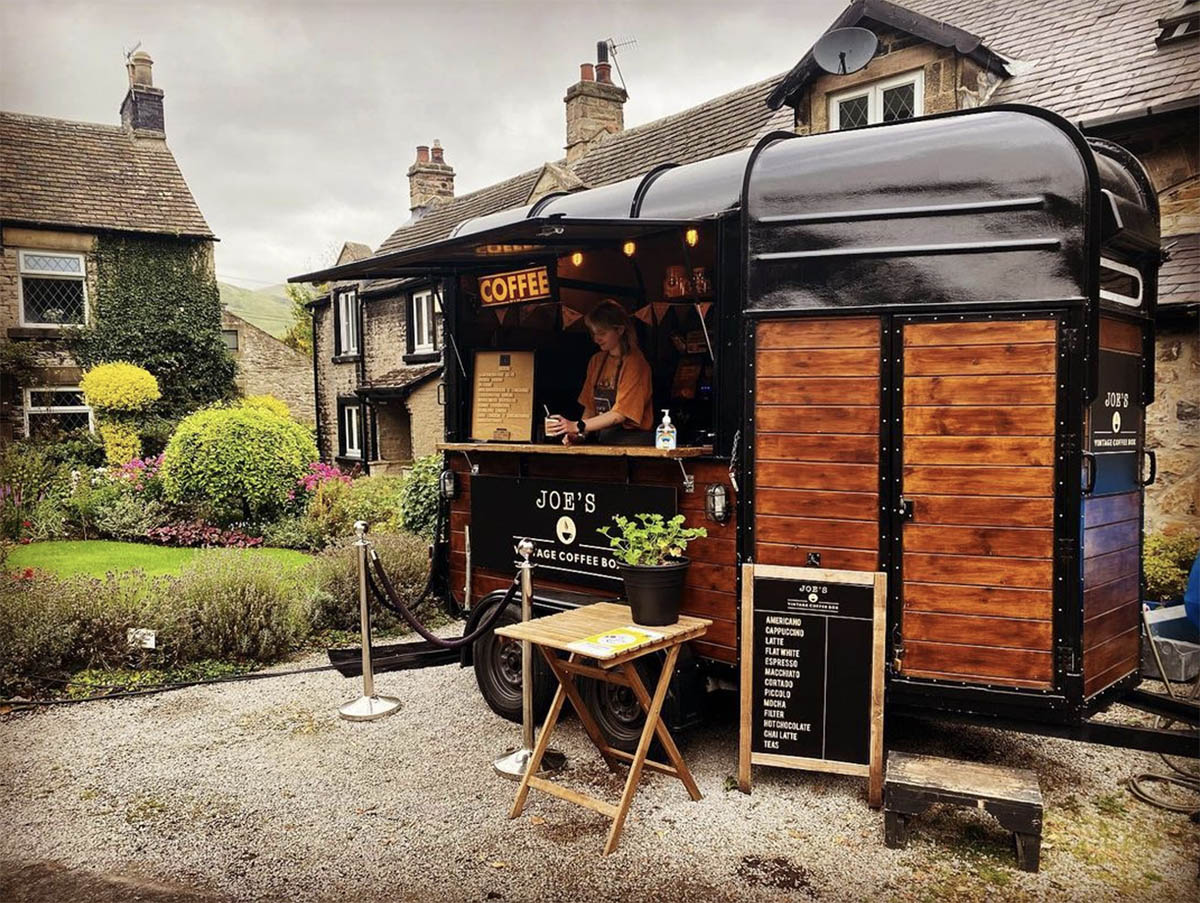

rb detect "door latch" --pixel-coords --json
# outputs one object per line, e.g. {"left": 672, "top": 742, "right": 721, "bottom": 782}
{"left": 898, "top": 497, "right": 915, "bottom": 521}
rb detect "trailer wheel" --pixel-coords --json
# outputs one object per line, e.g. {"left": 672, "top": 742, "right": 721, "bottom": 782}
{"left": 472, "top": 598, "right": 554, "bottom": 724}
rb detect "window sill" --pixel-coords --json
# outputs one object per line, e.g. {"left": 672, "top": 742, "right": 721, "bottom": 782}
{"left": 8, "top": 326, "right": 78, "bottom": 339}
{"left": 334, "top": 455, "right": 364, "bottom": 467}
{"left": 331, "top": 353, "right": 361, "bottom": 364}
{"left": 403, "top": 351, "right": 441, "bottom": 365}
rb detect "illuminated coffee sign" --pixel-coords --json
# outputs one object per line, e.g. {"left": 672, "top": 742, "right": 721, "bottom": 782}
{"left": 478, "top": 267, "right": 552, "bottom": 306}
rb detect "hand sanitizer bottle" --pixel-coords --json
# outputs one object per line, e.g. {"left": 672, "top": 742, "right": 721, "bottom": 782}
{"left": 656, "top": 409, "right": 677, "bottom": 450}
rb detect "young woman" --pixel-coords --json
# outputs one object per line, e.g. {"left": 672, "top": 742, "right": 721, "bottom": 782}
{"left": 547, "top": 299, "right": 654, "bottom": 446}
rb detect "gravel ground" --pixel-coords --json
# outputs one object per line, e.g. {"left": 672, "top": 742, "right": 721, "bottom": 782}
{"left": 1, "top": 639, "right": 1196, "bottom": 903}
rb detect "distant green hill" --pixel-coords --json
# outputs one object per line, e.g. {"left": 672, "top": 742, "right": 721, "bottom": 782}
{"left": 219, "top": 282, "right": 294, "bottom": 338}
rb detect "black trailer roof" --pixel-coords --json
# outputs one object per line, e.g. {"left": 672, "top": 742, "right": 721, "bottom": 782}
{"left": 292, "top": 106, "right": 1158, "bottom": 311}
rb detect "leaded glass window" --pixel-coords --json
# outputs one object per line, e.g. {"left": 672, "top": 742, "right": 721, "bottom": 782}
{"left": 837, "top": 94, "right": 870, "bottom": 129}
{"left": 829, "top": 70, "right": 924, "bottom": 131}
{"left": 882, "top": 83, "right": 916, "bottom": 122}
{"left": 19, "top": 250, "right": 87, "bottom": 326}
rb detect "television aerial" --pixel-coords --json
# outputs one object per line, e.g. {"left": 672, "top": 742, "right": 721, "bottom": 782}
{"left": 812, "top": 27, "right": 878, "bottom": 75}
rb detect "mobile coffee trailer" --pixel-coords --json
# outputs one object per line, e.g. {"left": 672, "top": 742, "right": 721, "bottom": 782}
{"left": 299, "top": 106, "right": 1183, "bottom": 754}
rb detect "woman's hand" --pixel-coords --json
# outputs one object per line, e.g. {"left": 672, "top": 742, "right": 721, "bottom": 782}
{"left": 546, "top": 415, "right": 579, "bottom": 438}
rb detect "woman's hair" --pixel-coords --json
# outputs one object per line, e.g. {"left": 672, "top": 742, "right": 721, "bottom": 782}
{"left": 584, "top": 299, "right": 637, "bottom": 355}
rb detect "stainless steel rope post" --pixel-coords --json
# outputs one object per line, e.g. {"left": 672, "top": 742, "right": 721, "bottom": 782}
{"left": 338, "top": 521, "right": 402, "bottom": 721}
{"left": 494, "top": 539, "right": 566, "bottom": 779}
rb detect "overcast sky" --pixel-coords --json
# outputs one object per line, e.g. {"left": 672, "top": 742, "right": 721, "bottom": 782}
{"left": 0, "top": 0, "right": 847, "bottom": 289}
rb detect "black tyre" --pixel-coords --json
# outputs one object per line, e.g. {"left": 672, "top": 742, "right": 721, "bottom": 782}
{"left": 472, "top": 598, "right": 555, "bottom": 723}
{"left": 581, "top": 644, "right": 702, "bottom": 753}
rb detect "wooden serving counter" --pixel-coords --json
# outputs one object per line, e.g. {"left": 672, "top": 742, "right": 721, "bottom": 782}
{"left": 436, "top": 442, "right": 714, "bottom": 459}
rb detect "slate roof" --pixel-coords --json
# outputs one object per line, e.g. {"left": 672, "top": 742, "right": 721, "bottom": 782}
{"left": 865, "top": 0, "right": 1200, "bottom": 124}
{"left": 356, "top": 363, "right": 443, "bottom": 397}
{"left": 372, "top": 73, "right": 788, "bottom": 261}
{"left": 1159, "top": 232, "right": 1199, "bottom": 306}
{"left": 0, "top": 111, "right": 213, "bottom": 238}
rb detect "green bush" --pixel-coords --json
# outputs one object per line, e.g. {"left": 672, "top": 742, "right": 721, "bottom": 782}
{"left": 80, "top": 361, "right": 161, "bottom": 412}
{"left": 305, "top": 532, "right": 431, "bottom": 631}
{"left": 1145, "top": 531, "right": 1199, "bottom": 602}
{"left": 161, "top": 404, "right": 318, "bottom": 522}
{"left": 0, "top": 443, "right": 68, "bottom": 540}
{"left": 298, "top": 474, "right": 408, "bottom": 547}
{"left": 153, "top": 551, "right": 311, "bottom": 664}
{"left": 0, "top": 572, "right": 156, "bottom": 695}
{"left": 98, "top": 421, "right": 142, "bottom": 465}
{"left": 38, "top": 431, "right": 106, "bottom": 470}
{"left": 260, "top": 513, "right": 324, "bottom": 551}
{"left": 95, "top": 494, "right": 168, "bottom": 541}
{"left": 397, "top": 455, "right": 442, "bottom": 539}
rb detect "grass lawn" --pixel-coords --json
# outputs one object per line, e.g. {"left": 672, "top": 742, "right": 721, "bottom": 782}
{"left": 7, "top": 540, "right": 310, "bottom": 579}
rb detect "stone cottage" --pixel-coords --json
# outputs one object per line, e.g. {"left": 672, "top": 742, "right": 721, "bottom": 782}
{"left": 220, "top": 310, "right": 316, "bottom": 424}
{"left": 0, "top": 50, "right": 218, "bottom": 442}
{"left": 303, "top": 1, "right": 1196, "bottom": 534}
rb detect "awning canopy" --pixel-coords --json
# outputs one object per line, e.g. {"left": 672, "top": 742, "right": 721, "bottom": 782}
{"left": 290, "top": 216, "right": 707, "bottom": 283}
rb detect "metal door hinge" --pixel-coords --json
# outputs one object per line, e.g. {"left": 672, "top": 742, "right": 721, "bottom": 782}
{"left": 898, "top": 497, "right": 915, "bottom": 521}
{"left": 1063, "top": 327, "right": 1081, "bottom": 352}
{"left": 1055, "top": 645, "right": 1079, "bottom": 674}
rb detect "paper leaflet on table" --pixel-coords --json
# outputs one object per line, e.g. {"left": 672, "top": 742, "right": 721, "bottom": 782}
{"left": 567, "top": 626, "right": 665, "bottom": 658}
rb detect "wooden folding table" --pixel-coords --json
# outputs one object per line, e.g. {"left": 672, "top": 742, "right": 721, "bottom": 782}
{"left": 496, "top": 602, "right": 711, "bottom": 854}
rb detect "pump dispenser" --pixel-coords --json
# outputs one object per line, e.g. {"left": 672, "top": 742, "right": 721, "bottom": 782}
{"left": 656, "top": 409, "right": 677, "bottom": 450}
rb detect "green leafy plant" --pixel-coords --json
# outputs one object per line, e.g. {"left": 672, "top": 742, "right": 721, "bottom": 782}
{"left": 161, "top": 404, "right": 318, "bottom": 522}
{"left": 240, "top": 394, "right": 292, "bottom": 420}
{"left": 80, "top": 361, "right": 161, "bottom": 412}
{"left": 598, "top": 513, "right": 707, "bottom": 567}
{"left": 1144, "top": 531, "right": 1199, "bottom": 602}
{"left": 98, "top": 421, "right": 141, "bottom": 465}
{"left": 398, "top": 455, "right": 442, "bottom": 539}
{"left": 73, "top": 234, "right": 236, "bottom": 417}
{"left": 304, "top": 532, "right": 430, "bottom": 631}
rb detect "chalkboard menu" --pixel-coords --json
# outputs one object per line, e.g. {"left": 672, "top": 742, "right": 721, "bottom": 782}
{"left": 738, "top": 564, "right": 885, "bottom": 806}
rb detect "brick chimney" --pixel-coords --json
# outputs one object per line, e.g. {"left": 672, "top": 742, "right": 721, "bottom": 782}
{"left": 564, "top": 41, "right": 627, "bottom": 163}
{"left": 407, "top": 139, "right": 455, "bottom": 219}
{"left": 120, "top": 49, "right": 165, "bottom": 136}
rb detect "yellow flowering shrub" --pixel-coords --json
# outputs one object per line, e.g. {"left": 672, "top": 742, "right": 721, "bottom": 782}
{"left": 80, "top": 362, "right": 161, "bottom": 412}
{"left": 98, "top": 421, "right": 141, "bottom": 465}
{"left": 240, "top": 394, "right": 292, "bottom": 420}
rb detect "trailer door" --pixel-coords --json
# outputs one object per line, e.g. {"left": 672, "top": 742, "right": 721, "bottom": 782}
{"left": 894, "top": 315, "right": 1062, "bottom": 691}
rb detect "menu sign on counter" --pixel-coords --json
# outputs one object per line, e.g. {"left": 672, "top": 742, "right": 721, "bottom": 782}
{"left": 738, "top": 564, "right": 885, "bottom": 806}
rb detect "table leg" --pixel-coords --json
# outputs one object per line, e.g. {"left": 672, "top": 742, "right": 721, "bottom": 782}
{"left": 541, "top": 650, "right": 620, "bottom": 772}
{"left": 603, "top": 645, "right": 679, "bottom": 856}
{"left": 623, "top": 651, "right": 702, "bottom": 801}
{"left": 509, "top": 661, "right": 567, "bottom": 820}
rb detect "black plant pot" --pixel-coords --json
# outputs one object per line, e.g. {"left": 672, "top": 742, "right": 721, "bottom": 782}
{"left": 618, "top": 558, "right": 690, "bottom": 627}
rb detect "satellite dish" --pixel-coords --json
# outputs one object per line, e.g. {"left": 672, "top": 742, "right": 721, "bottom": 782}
{"left": 813, "top": 27, "right": 879, "bottom": 76}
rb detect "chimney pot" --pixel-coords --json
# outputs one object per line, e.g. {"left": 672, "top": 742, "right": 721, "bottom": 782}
{"left": 409, "top": 140, "right": 455, "bottom": 217}
{"left": 596, "top": 40, "right": 609, "bottom": 65}
{"left": 415, "top": 145, "right": 430, "bottom": 163}
{"left": 126, "top": 50, "right": 154, "bottom": 88}
{"left": 120, "top": 48, "right": 164, "bottom": 135}
{"left": 431, "top": 140, "right": 444, "bottom": 164}
{"left": 595, "top": 61, "right": 612, "bottom": 84}
{"left": 580, "top": 63, "right": 595, "bottom": 82}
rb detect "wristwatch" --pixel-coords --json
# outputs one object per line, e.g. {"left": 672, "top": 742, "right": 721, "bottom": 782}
{"left": 575, "top": 419, "right": 587, "bottom": 438}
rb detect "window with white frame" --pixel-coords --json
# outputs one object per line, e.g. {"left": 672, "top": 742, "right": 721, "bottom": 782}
{"left": 335, "top": 289, "right": 360, "bottom": 356}
{"left": 1098, "top": 257, "right": 1143, "bottom": 308}
{"left": 18, "top": 250, "right": 87, "bottom": 326}
{"left": 339, "top": 402, "right": 363, "bottom": 458}
{"left": 24, "top": 387, "right": 93, "bottom": 437}
{"left": 410, "top": 289, "right": 437, "bottom": 355}
{"left": 829, "top": 69, "right": 924, "bottom": 130}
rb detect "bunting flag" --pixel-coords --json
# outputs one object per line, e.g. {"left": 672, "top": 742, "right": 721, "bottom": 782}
{"left": 653, "top": 302, "right": 671, "bottom": 323}
{"left": 696, "top": 302, "right": 713, "bottom": 320}
{"left": 518, "top": 302, "right": 545, "bottom": 323}
{"left": 561, "top": 307, "right": 584, "bottom": 329}
{"left": 494, "top": 306, "right": 509, "bottom": 326}
{"left": 633, "top": 304, "right": 654, "bottom": 325}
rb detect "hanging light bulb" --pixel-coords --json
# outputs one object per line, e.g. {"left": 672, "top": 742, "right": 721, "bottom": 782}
{"left": 685, "top": 228, "right": 699, "bottom": 248}
{"left": 622, "top": 240, "right": 636, "bottom": 257}
{"left": 571, "top": 251, "right": 584, "bottom": 267}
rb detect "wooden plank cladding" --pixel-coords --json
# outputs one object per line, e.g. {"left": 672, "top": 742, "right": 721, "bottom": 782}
{"left": 446, "top": 454, "right": 739, "bottom": 664}
{"left": 899, "top": 317, "right": 1058, "bottom": 691}
{"left": 753, "top": 317, "right": 881, "bottom": 572}
{"left": 1082, "top": 489, "right": 1141, "bottom": 697}
{"left": 1098, "top": 316, "right": 1142, "bottom": 354}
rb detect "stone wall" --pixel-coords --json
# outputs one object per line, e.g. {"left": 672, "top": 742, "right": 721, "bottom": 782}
{"left": 221, "top": 310, "right": 315, "bottom": 424}
{"left": 0, "top": 226, "right": 99, "bottom": 442}
{"left": 406, "top": 378, "right": 442, "bottom": 459}
{"left": 1146, "top": 317, "right": 1199, "bottom": 534}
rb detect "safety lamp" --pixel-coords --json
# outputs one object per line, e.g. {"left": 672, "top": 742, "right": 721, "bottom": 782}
{"left": 571, "top": 251, "right": 584, "bottom": 267}
{"left": 685, "top": 228, "right": 699, "bottom": 248}
{"left": 439, "top": 469, "right": 458, "bottom": 500}
{"left": 622, "top": 240, "right": 637, "bottom": 257}
{"left": 705, "top": 482, "right": 730, "bottom": 524}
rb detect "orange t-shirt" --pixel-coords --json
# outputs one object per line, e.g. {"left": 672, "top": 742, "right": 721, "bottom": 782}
{"left": 578, "top": 348, "right": 654, "bottom": 431}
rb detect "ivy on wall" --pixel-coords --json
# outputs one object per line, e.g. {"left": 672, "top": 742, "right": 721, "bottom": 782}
{"left": 73, "top": 234, "right": 236, "bottom": 417}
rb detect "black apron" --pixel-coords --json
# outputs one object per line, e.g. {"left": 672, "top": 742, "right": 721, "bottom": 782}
{"left": 593, "top": 354, "right": 654, "bottom": 447}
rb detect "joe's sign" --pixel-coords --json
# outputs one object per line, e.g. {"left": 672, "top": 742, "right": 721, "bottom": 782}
{"left": 478, "top": 266, "right": 553, "bottom": 306}
{"left": 470, "top": 476, "right": 676, "bottom": 588}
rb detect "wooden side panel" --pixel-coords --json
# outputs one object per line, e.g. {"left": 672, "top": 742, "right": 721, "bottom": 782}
{"left": 753, "top": 317, "right": 881, "bottom": 573}
{"left": 447, "top": 454, "right": 739, "bottom": 664}
{"left": 1082, "top": 487, "right": 1141, "bottom": 698}
{"left": 899, "top": 318, "right": 1058, "bottom": 690}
